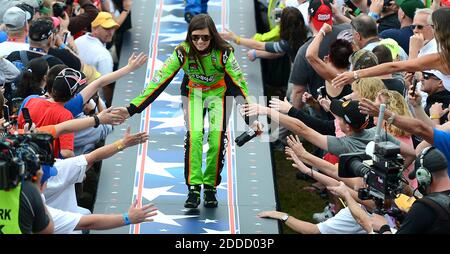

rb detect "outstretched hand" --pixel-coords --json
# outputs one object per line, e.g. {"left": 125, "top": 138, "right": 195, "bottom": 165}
{"left": 326, "top": 181, "right": 350, "bottom": 199}
{"left": 332, "top": 72, "right": 354, "bottom": 89}
{"left": 219, "top": 28, "right": 236, "bottom": 42}
{"left": 269, "top": 97, "right": 292, "bottom": 114}
{"left": 98, "top": 107, "right": 126, "bottom": 125}
{"left": 112, "top": 107, "right": 131, "bottom": 120}
{"left": 122, "top": 126, "right": 149, "bottom": 148}
{"left": 127, "top": 52, "right": 148, "bottom": 71}
{"left": 358, "top": 98, "right": 381, "bottom": 117}
{"left": 243, "top": 103, "right": 270, "bottom": 116}
{"left": 128, "top": 199, "right": 158, "bottom": 224}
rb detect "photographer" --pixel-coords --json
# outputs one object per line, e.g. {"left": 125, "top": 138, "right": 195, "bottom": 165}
{"left": 331, "top": 147, "right": 450, "bottom": 233}
{"left": 0, "top": 134, "right": 54, "bottom": 234}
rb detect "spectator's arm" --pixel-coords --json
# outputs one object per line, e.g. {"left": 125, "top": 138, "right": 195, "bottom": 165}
{"left": 60, "top": 150, "right": 75, "bottom": 158}
{"left": 257, "top": 211, "right": 321, "bottom": 234}
{"left": 83, "top": 126, "right": 148, "bottom": 168}
{"left": 80, "top": 52, "right": 147, "bottom": 104}
{"left": 68, "top": 0, "right": 100, "bottom": 35}
{"left": 305, "top": 24, "right": 339, "bottom": 83}
{"left": 220, "top": 29, "right": 266, "bottom": 50}
{"left": 359, "top": 98, "right": 435, "bottom": 145}
{"left": 76, "top": 201, "right": 157, "bottom": 230}
{"left": 267, "top": 108, "right": 329, "bottom": 150}
{"left": 327, "top": 182, "right": 374, "bottom": 233}
{"left": 113, "top": 0, "right": 132, "bottom": 27}
{"left": 0, "top": 57, "right": 20, "bottom": 82}
{"left": 248, "top": 50, "right": 284, "bottom": 60}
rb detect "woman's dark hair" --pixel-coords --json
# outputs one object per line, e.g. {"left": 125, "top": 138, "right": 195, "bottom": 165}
{"left": 372, "top": 45, "right": 393, "bottom": 64}
{"left": 17, "top": 57, "right": 48, "bottom": 98}
{"left": 279, "top": 7, "right": 307, "bottom": 56}
{"left": 186, "top": 14, "right": 231, "bottom": 71}
{"left": 46, "top": 64, "right": 68, "bottom": 98}
{"left": 432, "top": 7, "right": 450, "bottom": 70}
{"left": 329, "top": 39, "right": 353, "bottom": 69}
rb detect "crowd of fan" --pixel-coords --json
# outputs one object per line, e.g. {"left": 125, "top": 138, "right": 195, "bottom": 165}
{"left": 226, "top": 0, "right": 450, "bottom": 234}
{"left": 0, "top": 0, "right": 158, "bottom": 234}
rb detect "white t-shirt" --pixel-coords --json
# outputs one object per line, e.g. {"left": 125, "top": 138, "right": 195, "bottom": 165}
{"left": 317, "top": 207, "right": 368, "bottom": 234}
{"left": 47, "top": 206, "right": 82, "bottom": 234}
{"left": 44, "top": 155, "right": 88, "bottom": 213}
{"left": 74, "top": 33, "right": 113, "bottom": 76}
{"left": 0, "top": 41, "right": 29, "bottom": 57}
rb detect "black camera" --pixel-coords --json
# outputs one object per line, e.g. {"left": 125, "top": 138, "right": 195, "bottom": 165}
{"left": 53, "top": 2, "right": 68, "bottom": 18}
{"left": 317, "top": 86, "right": 327, "bottom": 99}
{"left": 338, "top": 141, "right": 405, "bottom": 212}
{"left": 235, "top": 128, "right": 257, "bottom": 147}
{"left": 0, "top": 134, "right": 55, "bottom": 190}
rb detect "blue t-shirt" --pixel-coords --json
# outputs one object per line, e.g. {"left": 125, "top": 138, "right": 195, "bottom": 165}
{"left": 0, "top": 31, "right": 7, "bottom": 43}
{"left": 433, "top": 128, "right": 450, "bottom": 176}
{"left": 19, "top": 94, "right": 84, "bottom": 118}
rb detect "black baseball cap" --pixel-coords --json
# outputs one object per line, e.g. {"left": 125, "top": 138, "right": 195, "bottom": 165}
{"left": 409, "top": 147, "right": 448, "bottom": 180}
{"left": 330, "top": 100, "right": 369, "bottom": 129}
{"left": 29, "top": 18, "right": 53, "bottom": 41}
{"left": 52, "top": 68, "right": 87, "bottom": 98}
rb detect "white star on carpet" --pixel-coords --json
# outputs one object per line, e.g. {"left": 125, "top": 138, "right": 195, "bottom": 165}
{"left": 151, "top": 114, "right": 184, "bottom": 130}
{"left": 143, "top": 156, "right": 183, "bottom": 178}
{"left": 202, "top": 228, "right": 231, "bottom": 234}
{"left": 199, "top": 219, "right": 218, "bottom": 224}
{"left": 141, "top": 185, "right": 184, "bottom": 202}
{"left": 152, "top": 210, "right": 198, "bottom": 227}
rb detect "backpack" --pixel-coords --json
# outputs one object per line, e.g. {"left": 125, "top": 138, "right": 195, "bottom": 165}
{"left": 4, "top": 51, "right": 54, "bottom": 115}
{"left": 416, "top": 192, "right": 450, "bottom": 234}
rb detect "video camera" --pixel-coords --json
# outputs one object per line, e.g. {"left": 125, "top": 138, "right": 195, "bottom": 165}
{"left": 338, "top": 104, "right": 405, "bottom": 213}
{"left": 0, "top": 133, "right": 55, "bottom": 190}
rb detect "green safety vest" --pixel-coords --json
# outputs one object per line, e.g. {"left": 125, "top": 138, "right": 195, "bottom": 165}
{"left": 0, "top": 184, "right": 22, "bottom": 234}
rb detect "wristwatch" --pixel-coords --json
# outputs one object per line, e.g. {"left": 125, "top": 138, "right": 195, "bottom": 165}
{"left": 280, "top": 213, "right": 289, "bottom": 223}
{"left": 387, "top": 113, "right": 396, "bottom": 125}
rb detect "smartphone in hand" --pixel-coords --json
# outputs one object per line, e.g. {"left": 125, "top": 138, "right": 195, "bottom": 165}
{"left": 3, "top": 105, "right": 10, "bottom": 122}
{"left": 22, "top": 107, "right": 33, "bottom": 128}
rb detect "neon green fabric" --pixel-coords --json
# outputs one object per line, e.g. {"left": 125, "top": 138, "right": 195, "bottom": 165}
{"left": 253, "top": 25, "right": 280, "bottom": 42}
{"left": 129, "top": 42, "right": 250, "bottom": 187}
{"left": 186, "top": 86, "right": 227, "bottom": 186}
{"left": 0, "top": 184, "right": 22, "bottom": 234}
{"left": 129, "top": 42, "right": 249, "bottom": 113}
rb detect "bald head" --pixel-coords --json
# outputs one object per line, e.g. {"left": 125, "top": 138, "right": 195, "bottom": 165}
{"left": 351, "top": 14, "right": 378, "bottom": 39}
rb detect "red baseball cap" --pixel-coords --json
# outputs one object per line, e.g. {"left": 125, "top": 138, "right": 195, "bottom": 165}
{"left": 309, "top": 0, "right": 333, "bottom": 32}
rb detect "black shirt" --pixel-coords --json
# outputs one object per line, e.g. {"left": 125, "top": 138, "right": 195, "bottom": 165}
{"left": 289, "top": 24, "right": 351, "bottom": 98}
{"left": 7, "top": 50, "right": 64, "bottom": 68}
{"left": 19, "top": 181, "right": 50, "bottom": 234}
{"left": 382, "top": 78, "right": 407, "bottom": 96}
{"left": 48, "top": 48, "right": 82, "bottom": 71}
{"left": 397, "top": 190, "right": 450, "bottom": 234}
{"left": 377, "top": 13, "right": 401, "bottom": 34}
{"left": 425, "top": 90, "right": 450, "bottom": 125}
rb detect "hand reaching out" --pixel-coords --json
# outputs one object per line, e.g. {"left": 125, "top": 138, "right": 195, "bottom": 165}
{"left": 219, "top": 28, "right": 237, "bottom": 42}
{"left": 122, "top": 126, "right": 149, "bottom": 149}
{"left": 358, "top": 98, "right": 381, "bottom": 117}
{"left": 269, "top": 97, "right": 292, "bottom": 114}
{"left": 127, "top": 199, "right": 158, "bottom": 224}
{"left": 243, "top": 103, "right": 270, "bottom": 116}
{"left": 112, "top": 107, "right": 131, "bottom": 120}
{"left": 98, "top": 107, "right": 126, "bottom": 125}
{"left": 127, "top": 52, "right": 148, "bottom": 71}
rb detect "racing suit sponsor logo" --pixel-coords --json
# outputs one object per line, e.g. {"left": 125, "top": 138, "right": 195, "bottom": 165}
{"left": 222, "top": 50, "right": 229, "bottom": 65}
{"left": 177, "top": 49, "right": 185, "bottom": 63}
{"left": 191, "top": 74, "right": 215, "bottom": 82}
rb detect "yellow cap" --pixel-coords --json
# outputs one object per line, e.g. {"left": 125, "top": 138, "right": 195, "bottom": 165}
{"left": 82, "top": 64, "right": 102, "bottom": 84}
{"left": 91, "top": 12, "right": 119, "bottom": 29}
{"left": 379, "top": 38, "right": 401, "bottom": 60}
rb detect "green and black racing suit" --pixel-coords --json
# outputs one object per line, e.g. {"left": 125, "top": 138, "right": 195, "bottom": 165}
{"left": 127, "top": 42, "right": 252, "bottom": 188}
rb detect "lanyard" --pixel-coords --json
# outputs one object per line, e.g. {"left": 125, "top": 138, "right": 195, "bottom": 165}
{"left": 29, "top": 47, "right": 46, "bottom": 53}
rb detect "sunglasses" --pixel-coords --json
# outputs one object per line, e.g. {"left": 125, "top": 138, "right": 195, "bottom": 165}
{"left": 56, "top": 68, "right": 86, "bottom": 95}
{"left": 422, "top": 72, "right": 439, "bottom": 80}
{"left": 410, "top": 24, "right": 432, "bottom": 30}
{"left": 191, "top": 34, "right": 211, "bottom": 42}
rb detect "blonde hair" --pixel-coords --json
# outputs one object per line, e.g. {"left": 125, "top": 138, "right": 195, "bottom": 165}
{"left": 377, "top": 89, "right": 412, "bottom": 137}
{"left": 351, "top": 78, "right": 386, "bottom": 102}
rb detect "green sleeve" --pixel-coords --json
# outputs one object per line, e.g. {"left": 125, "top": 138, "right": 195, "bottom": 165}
{"left": 127, "top": 47, "right": 184, "bottom": 116}
{"left": 224, "top": 50, "right": 250, "bottom": 100}
{"left": 252, "top": 25, "right": 280, "bottom": 42}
